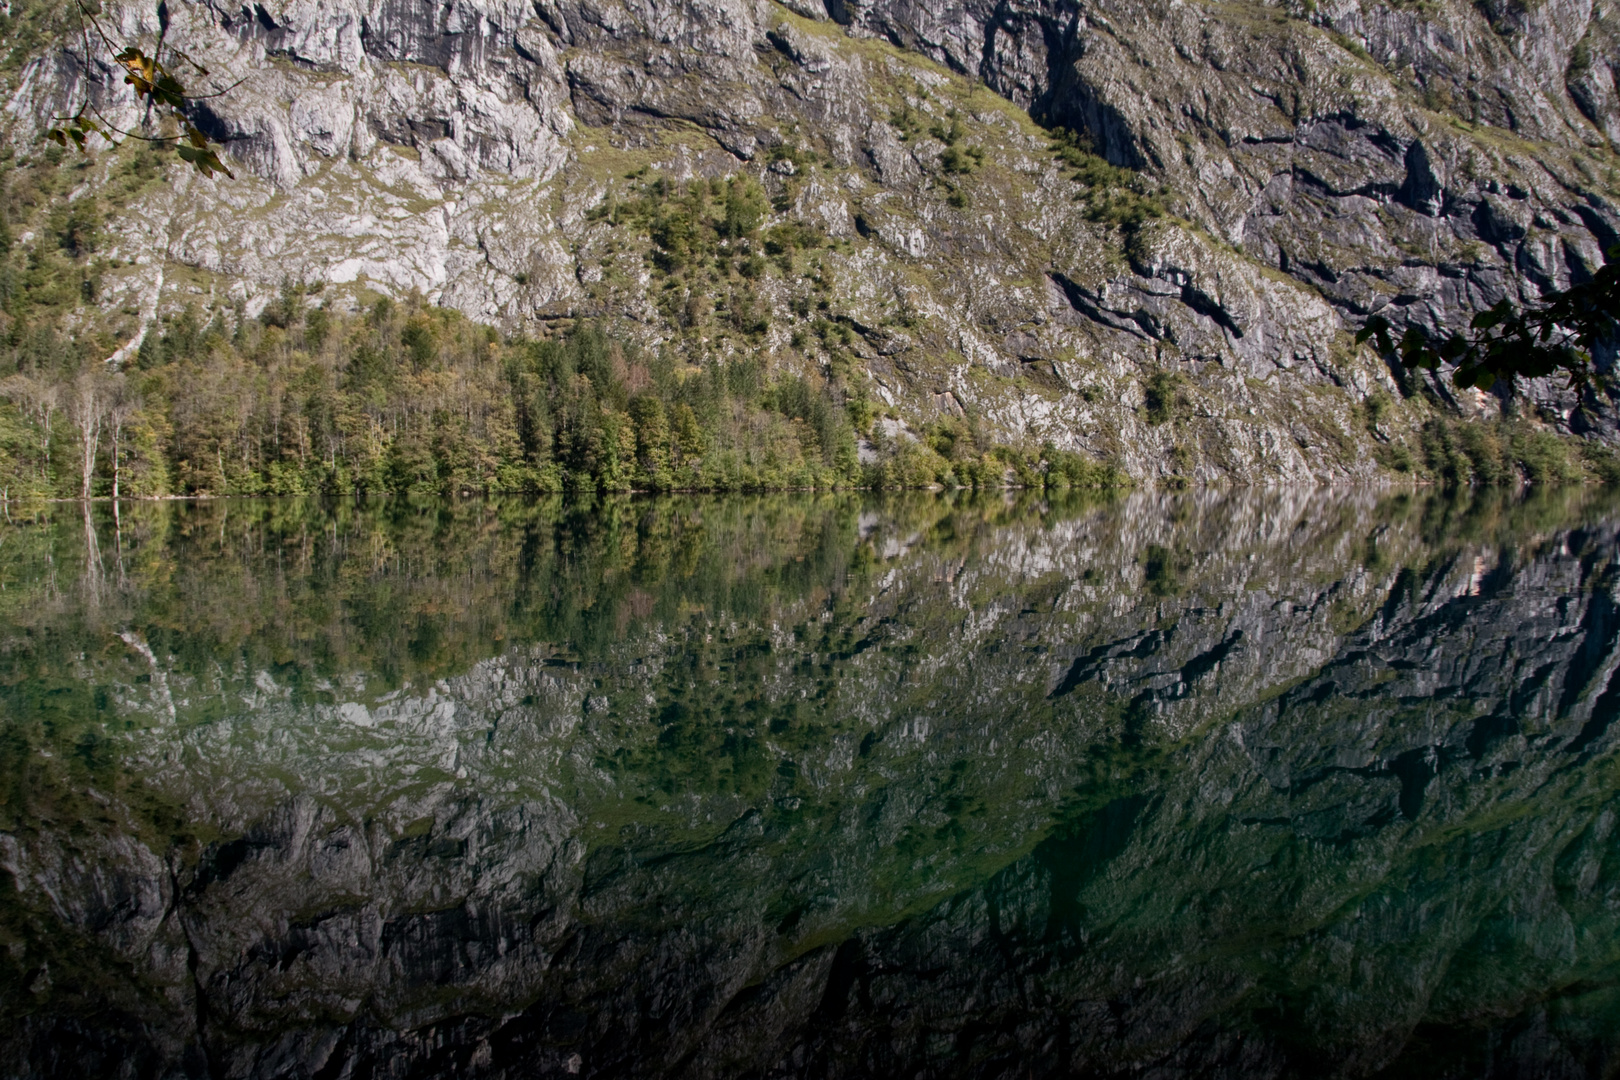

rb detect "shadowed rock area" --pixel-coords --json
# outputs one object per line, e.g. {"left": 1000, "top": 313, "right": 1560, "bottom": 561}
{"left": 0, "top": 490, "right": 1617, "bottom": 1077}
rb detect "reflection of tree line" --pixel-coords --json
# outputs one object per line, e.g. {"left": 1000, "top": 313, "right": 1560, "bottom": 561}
{"left": 2, "top": 485, "right": 1611, "bottom": 709}
{"left": 0, "top": 492, "right": 1018, "bottom": 695}
{"left": 1, "top": 489, "right": 1616, "bottom": 941}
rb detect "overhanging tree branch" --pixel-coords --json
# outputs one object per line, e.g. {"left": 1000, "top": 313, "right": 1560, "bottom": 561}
{"left": 1356, "top": 246, "right": 1620, "bottom": 393}
{"left": 45, "top": 0, "right": 236, "bottom": 179}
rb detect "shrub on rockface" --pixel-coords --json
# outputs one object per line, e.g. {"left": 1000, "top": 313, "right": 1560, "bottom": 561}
{"left": 1143, "top": 371, "right": 1189, "bottom": 426}
{"left": 1045, "top": 444, "right": 1126, "bottom": 489}
{"left": 1420, "top": 418, "right": 1586, "bottom": 486}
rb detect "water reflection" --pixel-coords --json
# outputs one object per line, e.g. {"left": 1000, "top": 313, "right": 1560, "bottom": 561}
{"left": 0, "top": 488, "right": 1617, "bottom": 1078}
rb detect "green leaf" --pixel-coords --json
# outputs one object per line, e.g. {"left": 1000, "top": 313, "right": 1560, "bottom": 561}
{"left": 176, "top": 143, "right": 235, "bottom": 179}
{"left": 1470, "top": 302, "right": 1510, "bottom": 330}
{"left": 1354, "top": 317, "right": 1387, "bottom": 346}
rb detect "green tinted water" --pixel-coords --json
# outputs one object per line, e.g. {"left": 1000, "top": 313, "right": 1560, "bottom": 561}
{"left": 0, "top": 490, "right": 1616, "bottom": 1078}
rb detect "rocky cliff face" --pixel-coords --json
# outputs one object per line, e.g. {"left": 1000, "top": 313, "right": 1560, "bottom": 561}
{"left": 0, "top": 491, "right": 1617, "bottom": 1077}
{"left": 4, "top": 0, "right": 1619, "bottom": 481}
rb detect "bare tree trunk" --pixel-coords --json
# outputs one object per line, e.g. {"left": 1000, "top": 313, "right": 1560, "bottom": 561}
{"left": 79, "top": 414, "right": 99, "bottom": 500}
{"left": 67, "top": 371, "right": 109, "bottom": 502}
{"left": 41, "top": 405, "right": 52, "bottom": 483}
{"left": 110, "top": 410, "right": 125, "bottom": 500}
{"left": 77, "top": 396, "right": 101, "bottom": 501}
{"left": 107, "top": 374, "right": 134, "bottom": 504}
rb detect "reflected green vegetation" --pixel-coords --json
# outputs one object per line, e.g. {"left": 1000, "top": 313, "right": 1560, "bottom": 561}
{"left": 0, "top": 487, "right": 1617, "bottom": 1076}
{"left": 1, "top": 489, "right": 1101, "bottom": 693}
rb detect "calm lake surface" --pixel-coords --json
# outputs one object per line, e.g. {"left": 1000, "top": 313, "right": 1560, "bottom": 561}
{"left": 1, "top": 490, "right": 1617, "bottom": 1079}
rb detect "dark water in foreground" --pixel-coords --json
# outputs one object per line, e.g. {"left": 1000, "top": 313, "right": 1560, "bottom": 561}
{"left": 0, "top": 490, "right": 1617, "bottom": 1079}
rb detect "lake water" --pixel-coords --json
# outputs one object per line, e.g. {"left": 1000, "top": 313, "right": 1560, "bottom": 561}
{"left": 0, "top": 490, "right": 1617, "bottom": 1078}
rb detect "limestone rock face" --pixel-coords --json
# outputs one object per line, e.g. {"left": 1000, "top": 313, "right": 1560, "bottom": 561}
{"left": 847, "top": 0, "right": 1618, "bottom": 324}
{"left": 3, "top": 0, "right": 1618, "bottom": 480}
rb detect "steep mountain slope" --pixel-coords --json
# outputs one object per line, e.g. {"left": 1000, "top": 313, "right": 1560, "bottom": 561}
{"left": 2, "top": 0, "right": 1619, "bottom": 481}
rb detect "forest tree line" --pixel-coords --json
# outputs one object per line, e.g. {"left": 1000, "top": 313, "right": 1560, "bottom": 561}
{"left": 0, "top": 288, "right": 1122, "bottom": 500}
{"left": 5, "top": 128, "right": 1611, "bottom": 500}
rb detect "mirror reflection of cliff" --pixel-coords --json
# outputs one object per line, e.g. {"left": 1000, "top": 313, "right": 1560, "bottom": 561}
{"left": 1, "top": 488, "right": 1617, "bottom": 1078}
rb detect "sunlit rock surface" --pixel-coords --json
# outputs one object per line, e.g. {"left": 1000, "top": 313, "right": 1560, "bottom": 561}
{"left": 4, "top": 0, "right": 1618, "bottom": 479}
